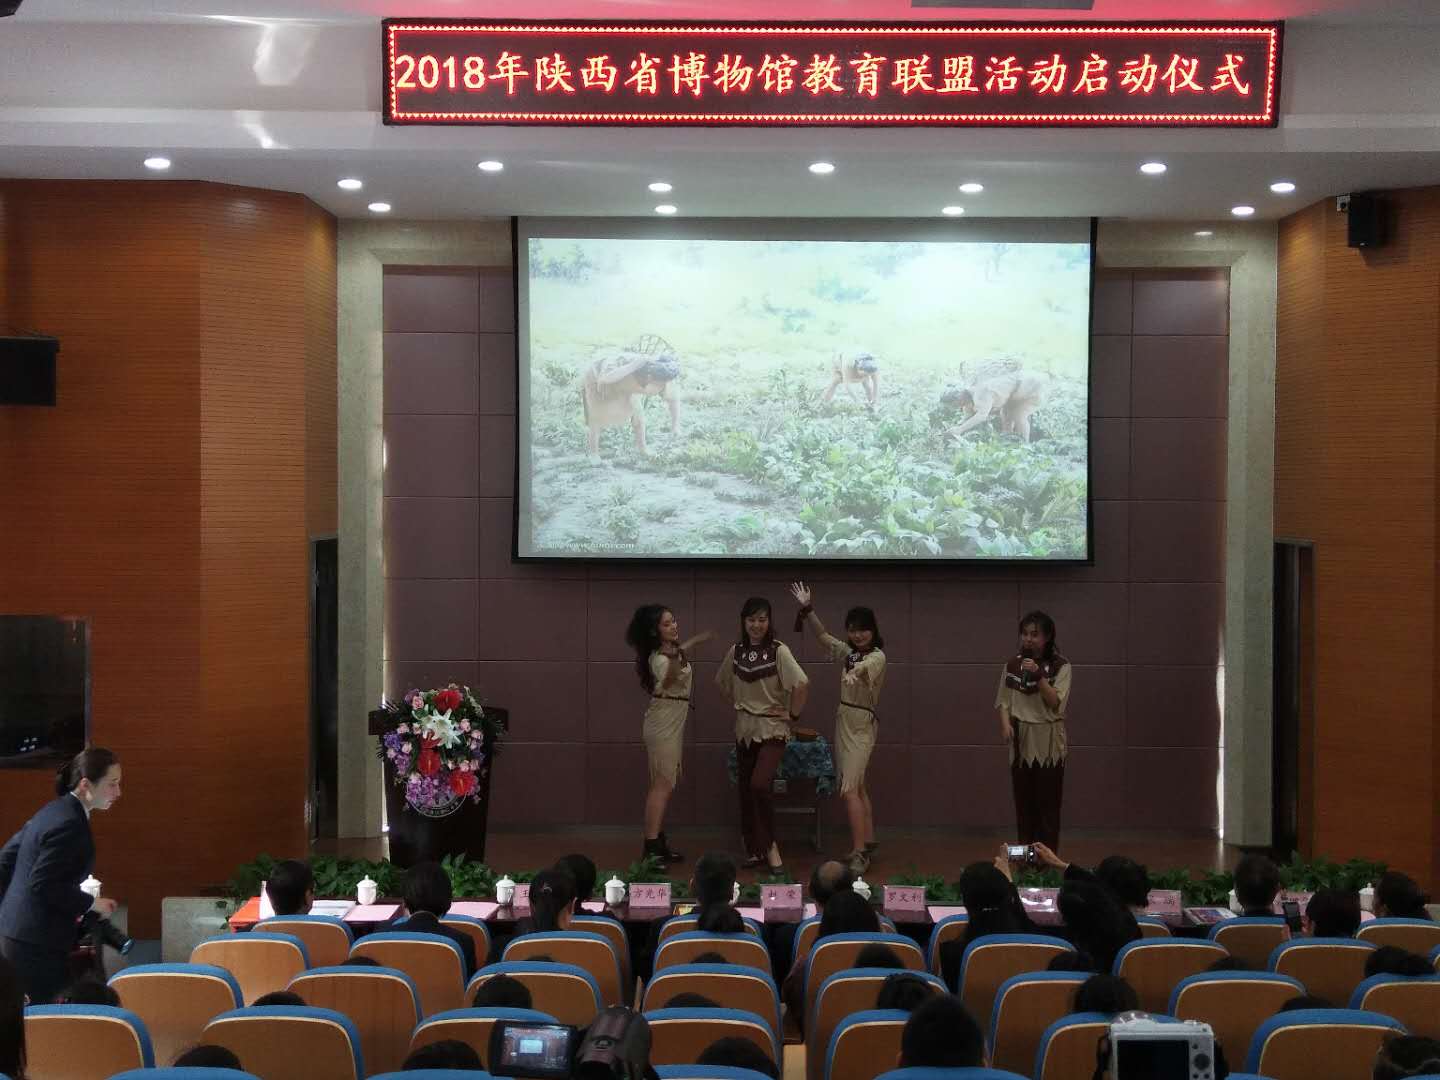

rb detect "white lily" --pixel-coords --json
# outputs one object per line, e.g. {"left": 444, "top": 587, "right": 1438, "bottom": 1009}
{"left": 419, "top": 708, "right": 462, "bottom": 749}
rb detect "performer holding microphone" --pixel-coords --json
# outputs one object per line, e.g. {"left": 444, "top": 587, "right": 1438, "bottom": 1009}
{"left": 716, "top": 597, "right": 808, "bottom": 875}
{"left": 997, "top": 613, "right": 1071, "bottom": 853}
{"left": 0, "top": 748, "right": 123, "bottom": 1003}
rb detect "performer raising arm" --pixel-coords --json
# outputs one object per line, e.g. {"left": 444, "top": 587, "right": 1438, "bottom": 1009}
{"left": 790, "top": 582, "right": 886, "bottom": 875}
{"left": 716, "top": 597, "right": 808, "bottom": 875}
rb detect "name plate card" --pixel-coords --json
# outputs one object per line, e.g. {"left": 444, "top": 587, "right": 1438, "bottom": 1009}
{"left": 762, "top": 884, "right": 803, "bottom": 912}
{"left": 630, "top": 882, "right": 673, "bottom": 908}
{"left": 1277, "top": 890, "right": 1312, "bottom": 914}
{"left": 512, "top": 883, "right": 531, "bottom": 909}
{"left": 883, "top": 885, "right": 926, "bottom": 914}
{"left": 1145, "top": 890, "right": 1183, "bottom": 920}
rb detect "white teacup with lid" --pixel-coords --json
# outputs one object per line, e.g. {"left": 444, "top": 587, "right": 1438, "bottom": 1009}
{"left": 496, "top": 874, "right": 516, "bottom": 905}
{"left": 604, "top": 876, "right": 627, "bottom": 906}
{"left": 356, "top": 875, "right": 378, "bottom": 906}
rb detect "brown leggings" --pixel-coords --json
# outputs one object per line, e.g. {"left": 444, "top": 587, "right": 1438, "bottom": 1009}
{"left": 1011, "top": 760, "right": 1065, "bottom": 852}
{"left": 736, "top": 738, "right": 787, "bottom": 858}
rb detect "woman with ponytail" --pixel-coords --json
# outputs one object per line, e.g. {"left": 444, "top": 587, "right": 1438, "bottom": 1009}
{"left": 0, "top": 748, "right": 122, "bottom": 1003}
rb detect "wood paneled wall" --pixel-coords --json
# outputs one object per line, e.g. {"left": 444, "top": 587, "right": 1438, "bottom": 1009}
{"left": 0, "top": 181, "right": 336, "bottom": 934}
{"left": 1276, "top": 188, "right": 1440, "bottom": 885}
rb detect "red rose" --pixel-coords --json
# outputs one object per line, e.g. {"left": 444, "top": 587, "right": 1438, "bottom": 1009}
{"left": 449, "top": 769, "right": 477, "bottom": 797}
{"left": 435, "top": 688, "right": 462, "bottom": 712}
{"left": 417, "top": 737, "right": 441, "bottom": 777}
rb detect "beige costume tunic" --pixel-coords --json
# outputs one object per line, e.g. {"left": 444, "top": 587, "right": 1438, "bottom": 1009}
{"left": 643, "top": 650, "right": 690, "bottom": 785}
{"left": 994, "top": 655, "right": 1072, "bottom": 767}
{"left": 715, "top": 640, "right": 808, "bottom": 745}
{"left": 821, "top": 634, "right": 886, "bottom": 793}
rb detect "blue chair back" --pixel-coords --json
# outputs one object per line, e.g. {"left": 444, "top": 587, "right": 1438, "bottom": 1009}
{"left": 874, "top": 1071, "right": 1031, "bottom": 1080}
{"left": 111, "top": 1071, "right": 262, "bottom": 1080}
{"left": 205, "top": 1005, "right": 365, "bottom": 1080}
{"left": 466, "top": 961, "right": 602, "bottom": 1025}
{"left": 656, "top": 1070, "right": 776, "bottom": 1080}
{"left": 824, "top": 1009, "right": 909, "bottom": 1080}
{"left": 1244, "top": 1008, "right": 1406, "bottom": 1076}
{"left": 24, "top": 1004, "right": 155, "bottom": 1069}
{"left": 926, "top": 914, "right": 969, "bottom": 974}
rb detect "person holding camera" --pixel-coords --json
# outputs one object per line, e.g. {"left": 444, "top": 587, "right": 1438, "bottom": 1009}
{"left": 0, "top": 748, "right": 123, "bottom": 1004}
{"left": 996, "top": 611, "right": 1070, "bottom": 852}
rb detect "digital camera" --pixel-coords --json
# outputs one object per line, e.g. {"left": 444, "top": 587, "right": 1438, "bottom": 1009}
{"left": 1105, "top": 1016, "right": 1215, "bottom": 1080}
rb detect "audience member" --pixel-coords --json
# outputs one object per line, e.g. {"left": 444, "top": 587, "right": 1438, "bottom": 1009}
{"left": 940, "top": 862, "right": 1034, "bottom": 992}
{"left": 0, "top": 954, "right": 25, "bottom": 1080}
{"left": 782, "top": 889, "right": 881, "bottom": 1030}
{"left": 1233, "top": 854, "right": 1282, "bottom": 917}
{"left": 266, "top": 859, "right": 315, "bottom": 917}
{"left": 1073, "top": 974, "right": 1138, "bottom": 1015}
{"left": 251, "top": 990, "right": 305, "bottom": 1007}
{"left": 1057, "top": 879, "right": 1139, "bottom": 973}
{"left": 1031, "top": 844, "right": 1152, "bottom": 913}
{"left": 1375, "top": 1035, "right": 1440, "bottom": 1080}
{"left": 855, "top": 943, "right": 902, "bottom": 969}
{"left": 1279, "top": 993, "right": 1334, "bottom": 1011}
{"left": 1207, "top": 956, "right": 1248, "bottom": 972}
{"left": 772, "top": 858, "right": 856, "bottom": 984}
{"left": 897, "top": 994, "right": 984, "bottom": 1069}
{"left": 1375, "top": 872, "right": 1432, "bottom": 921}
{"left": 173, "top": 1044, "right": 244, "bottom": 1069}
{"left": 401, "top": 1039, "right": 484, "bottom": 1070}
{"left": 1366, "top": 946, "right": 1435, "bottom": 978}
{"left": 875, "top": 973, "right": 934, "bottom": 1012}
{"left": 555, "top": 854, "right": 598, "bottom": 911}
{"left": 696, "top": 903, "right": 744, "bottom": 934}
{"left": 640, "top": 853, "right": 735, "bottom": 984}
{"left": 342, "top": 955, "right": 381, "bottom": 967}
{"left": 1047, "top": 950, "right": 1096, "bottom": 972}
{"left": 665, "top": 992, "right": 719, "bottom": 1008}
{"left": 57, "top": 976, "right": 119, "bottom": 1006}
{"left": 473, "top": 973, "right": 533, "bottom": 1009}
{"left": 697, "top": 1036, "right": 779, "bottom": 1079}
{"left": 528, "top": 869, "right": 578, "bottom": 933}
{"left": 690, "top": 951, "right": 728, "bottom": 965}
{"left": 1304, "top": 887, "right": 1362, "bottom": 938}
{"left": 400, "top": 861, "right": 477, "bottom": 978}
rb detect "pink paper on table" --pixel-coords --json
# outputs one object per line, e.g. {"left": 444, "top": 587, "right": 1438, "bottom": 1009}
{"left": 450, "top": 902, "right": 499, "bottom": 919}
{"left": 927, "top": 906, "right": 968, "bottom": 921}
{"left": 581, "top": 901, "right": 608, "bottom": 913}
{"left": 736, "top": 906, "right": 765, "bottom": 922}
{"left": 345, "top": 904, "right": 401, "bottom": 922}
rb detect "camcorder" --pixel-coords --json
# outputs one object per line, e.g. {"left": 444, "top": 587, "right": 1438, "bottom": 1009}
{"left": 490, "top": 1008, "right": 659, "bottom": 1080}
{"left": 1099, "top": 1015, "right": 1216, "bottom": 1080}
{"left": 79, "top": 910, "right": 133, "bottom": 956}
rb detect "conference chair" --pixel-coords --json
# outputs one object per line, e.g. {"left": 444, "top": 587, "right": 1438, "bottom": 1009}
{"left": 1168, "top": 971, "right": 1305, "bottom": 1064}
{"left": 572, "top": 914, "right": 631, "bottom": 990}
{"left": 440, "top": 914, "right": 494, "bottom": 967}
{"left": 1350, "top": 973, "right": 1440, "bottom": 1039}
{"left": 657, "top": 913, "right": 763, "bottom": 946}
{"left": 24, "top": 1004, "right": 154, "bottom": 1080}
{"left": 874, "top": 1071, "right": 1031, "bottom": 1080}
{"left": 806, "top": 968, "right": 945, "bottom": 1080}
{"left": 926, "top": 914, "right": 970, "bottom": 975}
{"left": 1268, "top": 937, "right": 1376, "bottom": 1008}
{"left": 111, "top": 1071, "right": 260, "bottom": 1080}
{"left": 644, "top": 963, "right": 781, "bottom": 1042}
{"left": 655, "top": 1070, "right": 778, "bottom": 1080}
{"left": 957, "top": 933, "right": 1072, "bottom": 1036}
{"left": 1035, "top": 1013, "right": 1134, "bottom": 1080}
{"left": 1244, "top": 1008, "right": 1406, "bottom": 1080}
{"left": 792, "top": 915, "right": 822, "bottom": 970}
{"left": 254, "top": 914, "right": 355, "bottom": 968}
{"left": 1135, "top": 915, "right": 1173, "bottom": 938}
{"left": 1358, "top": 917, "right": 1440, "bottom": 955}
{"left": 191, "top": 931, "right": 310, "bottom": 1006}
{"left": 368, "top": 1074, "right": 495, "bottom": 1080}
{"left": 823, "top": 1009, "right": 908, "bottom": 1080}
{"left": 644, "top": 1007, "right": 779, "bottom": 1068}
{"left": 202, "top": 1006, "right": 364, "bottom": 1080}
{"left": 467, "top": 961, "right": 602, "bottom": 1026}
{"left": 409, "top": 1006, "right": 559, "bottom": 1068}
{"left": 289, "top": 964, "right": 422, "bottom": 1075}
{"left": 1208, "top": 916, "right": 1289, "bottom": 969}
{"left": 350, "top": 930, "right": 466, "bottom": 1016}
{"left": 656, "top": 930, "right": 771, "bottom": 973}
{"left": 986, "top": 971, "right": 1088, "bottom": 1075}
{"left": 108, "top": 962, "right": 243, "bottom": 1067}
{"left": 503, "top": 930, "right": 624, "bottom": 1006}
{"left": 1113, "top": 938, "right": 1229, "bottom": 1013}
{"left": 803, "top": 932, "right": 925, "bottom": 1020}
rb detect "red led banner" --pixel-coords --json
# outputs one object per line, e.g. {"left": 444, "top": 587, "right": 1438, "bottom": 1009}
{"left": 382, "top": 20, "right": 1282, "bottom": 127}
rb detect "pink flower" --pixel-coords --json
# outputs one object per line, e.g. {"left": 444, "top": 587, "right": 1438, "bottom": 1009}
{"left": 409, "top": 694, "right": 424, "bottom": 709}
{"left": 459, "top": 720, "right": 471, "bottom": 732}
{"left": 402, "top": 741, "right": 413, "bottom": 753}
{"left": 387, "top": 748, "right": 396, "bottom": 759}
{"left": 397, "top": 723, "right": 410, "bottom": 734}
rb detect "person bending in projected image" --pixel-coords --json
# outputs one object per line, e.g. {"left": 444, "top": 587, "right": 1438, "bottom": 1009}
{"left": 995, "top": 610, "right": 1071, "bottom": 853}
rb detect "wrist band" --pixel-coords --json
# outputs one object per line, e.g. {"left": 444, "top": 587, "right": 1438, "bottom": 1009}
{"left": 793, "top": 605, "right": 813, "bottom": 632}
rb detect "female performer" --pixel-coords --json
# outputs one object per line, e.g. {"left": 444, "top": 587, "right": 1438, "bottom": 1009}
{"left": 996, "top": 611, "right": 1071, "bottom": 852}
{"left": 789, "top": 582, "right": 886, "bottom": 875}
{"left": 716, "top": 597, "right": 808, "bottom": 874}
{"left": 627, "top": 604, "right": 712, "bottom": 864}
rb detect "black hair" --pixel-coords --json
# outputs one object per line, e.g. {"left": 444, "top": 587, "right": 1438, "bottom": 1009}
{"left": 690, "top": 951, "right": 728, "bottom": 965}
{"left": 737, "top": 597, "right": 774, "bottom": 647}
{"left": 855, "top": 943, "right": 903, "bottom": 969}
{"left": 402, "top": 1039, "right": 484, "bottom": 1070}
{"left": 252, "top": 990, "right": 305, "bottom": 1007}
{"left": 556, "top": 854, "right": 598, "bottom": 907}
{"left": 1366, "top": 946, "right": 1435, "bottom": 978}
{"left": 473, "top": 974, "right": 533, "bottom": 1009}
{"left": 697, "top": 1036, "right": 779, "bottom": 1079}
{"left": 1306, "top": 887, "right": 1362, "bottom": 938}
{"left": 1017, "top": 611, "right": 1057, "bottom": 662}
{"left": 1207, "top": 956, "right": 1248, "bottom": 972}
{"left": 810, "top": 861, "right": 855, "bottom": 907}
{"left": 342, "top": 955, "right": 382, "bottom": 967}
{"left": 626, "top": 605, "right": 671, "bottom": 694}
{"left": 954, "top": 862, "right": 1031, "bottom": 963}
{"left": 1376, "top": 872, "right": 1432, "bottom": 920}
{"left": 0, "top": 954, "right": 25, "bottom": 1080}
{"left": 1074, "top": 974, "right": 1139, "bottom": 1015}
{"left": 876, "top": 972, "right": 935, "bottom": 1012}
{"left": 60, "top": 977, "right": 120, "bottom": 1007}
{"left": 402, "top": 861, "right": 454, "bottom": 919}
{"left": 1047, "top": 950, "right": 1097, "bottom": 972}
{"left": 1095, "top": 856, "right": 1152, "bottom": 910}
{"left": 843, "top": 606, "right": 885, "bottom": 651}
{"left": 1279, "top": 993, "right": 1333, "bottom": 1011}
{"left": 818, "top": 889, "right": 879, "bottom": 939}
{"left": 267, "top": 859, "right": 315, "bottom": 917}
{"left": 696, "top": 903, "right": 744, "bottom": 935}
{"left": 1233, "top": 854, "right": 1281, "bottom": 913}
{"left": 529, "top": 869, "right": 577, "bottom": 933}
{"left": 1058, "top": 880, "right": 1139, "bottom": 976}
{"left": 172, "top": 1044, "right": 243, "bottom": 1069}
{"left": 899, "top": 994, "right": 984, "bottom": 1068}
{"left": 666, "top": 992, "right": 719, "bottom": 1008}
{"left": 1375, "top": 1035, "right": 1440, "bottom": 1080}
{"left": 55, "top": 747, "right": 119, "bottom": 797}
{"left": 694, "top": 852, "right": 738, "bottom": 908}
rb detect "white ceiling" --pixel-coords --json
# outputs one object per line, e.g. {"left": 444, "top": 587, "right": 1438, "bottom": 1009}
{"left": 2, "top": 1, "right": 1439, "bottom": 221}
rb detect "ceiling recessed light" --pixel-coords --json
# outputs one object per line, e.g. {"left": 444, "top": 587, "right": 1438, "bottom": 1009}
{"left": 941, "top": 205, "right": 966, "bottom": 216}
{"left": 477, "top": 160, "right": 504, "bottom": 173}
{"left": 808, "top": 161, "right": 835, "bottom": 175}
{"left": 368, "top": 201, "right": 392, "bottom": 213}
{"left": 337, "top": 178, "right": 363, "bottom": 191}
{"left": 1269, "top": 181, "right": 1296, "bottom": 194}
{"left": 1139, "top": 161, "right": 1168, "bottom": 175}
{"left": 1194, "top": 229, "right": 1214, "bottom": 237}
{"left": 648, "top": 181, "right": 673, "bottom": 193}
{"left": 958, "top": 182, "right": 984, "bottom": 194}
{"left": 654, "top": 204, "right": 678, "bottom": 215}
{"left": 143, "top": 156, "right": 171, "bottom": 171}
{"left": 1231, "top": 205, "right": 1256, "bottom": 217}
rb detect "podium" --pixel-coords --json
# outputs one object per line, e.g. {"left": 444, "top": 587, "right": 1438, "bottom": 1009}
{"left": 368, "top": 705, "right": 507, "bottom": 867}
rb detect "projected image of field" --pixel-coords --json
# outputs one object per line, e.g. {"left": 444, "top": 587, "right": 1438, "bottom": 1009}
{"left": 521, "top": 236, "right": 1090, "bottom": 560}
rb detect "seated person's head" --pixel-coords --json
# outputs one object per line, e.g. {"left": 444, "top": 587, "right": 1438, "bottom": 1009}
{"left": 473, "top": 974, "right": 532, "bottom": 1009}
{"left": 59, "top": 977, "right": 120, "bottom": 1006}
{"left": 342, "top": 955, "right": 382, "bottom": 967}
{"left": 1366, "top": 946, "right": 1435, "bottom": 978}
{"left": 267, "top": 859, "right": 315, "bottom": 916}
{"left": 1047, "top": 950, "right": 1097, "bottom": 972}
{"left": 818, "top": 889, "right": 880, "bottom": 938}
{"left": 529, "top": 868, "right": 578, "bottom": 932}
{"left": 1207, "top": 956, "right": 1248, "bottom": 972}
{"left": 1376, "top": 871, "right": 1432, "bottom": 920}
{"left": 876, "top": 973, "right": 934, "bottom": 1012}
{"left": 693, "top": 852, "right": 738, "bottom": 908}
{"left": 172, "top": 1044, "right": 244, "bottom": 1069}
{"left": 1305, "top": 887, "right": 1362, "bottom": 938}
{"left": 855, "top": 943, "right": 903, "bottom": 969}
{"left": 1233, "top": 854, "right": 1281, "bottom": 914}
{"left": 666, "top": 992, "right": 718, "bottom": 1008}
{"left": 958, "top": 861, "right": 1022, "bottom": 929}
{"left": 1279, "top": 993, "right": 1334, "bottom": 1011}
{"left": 252, "top": 990, "right": 305, "bottom": 1007}
{"left": 697, "top": 1036, "right": 779, "bottom": 1079}
{"left": 1374, "top": 1034, "right": 1440, "bottom": 1080}
{"left": 1095, "top": 856, "right": 1151, "bottom": 911}
{"left": 1074, "top": 974, "right": 1139, "bottom": 1015}
{"left": 898, "top": 994, "right": 984, "bottom": 1068}
{"left": 691, "top": 951, "right": 728, "bottom": 965}
{"left": 556, "top": 854, "right": 598, "bottom": 907}
{"left": 810, "top": 860, "right": 854, "bottom": 907}
{"left": 402, "top": 861, "right": 453, "bottom": 918}
{"left": 402, "top": 1039, "right": 483, "bottom": 1070}
{"left": 697, "top": 902, "right": 744, "bottom": 934}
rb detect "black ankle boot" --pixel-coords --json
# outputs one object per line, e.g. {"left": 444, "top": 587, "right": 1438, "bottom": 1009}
{"left": 658, "top": 831, "right": 684, "bottom": 863}
{"left": 642, "top": 835, "right": 666, "bottom": 863}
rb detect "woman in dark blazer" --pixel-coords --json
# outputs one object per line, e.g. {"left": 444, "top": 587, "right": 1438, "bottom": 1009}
{"left": 0, "top": 748, "right": 122, "bottom": 1003}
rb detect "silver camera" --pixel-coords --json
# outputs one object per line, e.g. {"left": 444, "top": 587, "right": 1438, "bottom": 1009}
{"left": 1106, "top": 1015, "right": 1215, "bottom": 1080}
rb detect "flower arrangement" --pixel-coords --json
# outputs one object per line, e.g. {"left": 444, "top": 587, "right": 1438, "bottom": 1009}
{"left": 375, "top": 684, "right": 505, "bottom": 816}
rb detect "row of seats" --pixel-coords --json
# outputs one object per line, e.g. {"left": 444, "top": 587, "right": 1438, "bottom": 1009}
{"left": 87, "top": 1068, "right": 1059, "bottom": 1080}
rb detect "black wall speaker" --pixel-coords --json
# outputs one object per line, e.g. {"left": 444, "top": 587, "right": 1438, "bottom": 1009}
{"left": 0, "top": 334, "right": 58, "bottom": 405}
{"left": 1347, "top": 192, "right": 1388, "bottom": 249}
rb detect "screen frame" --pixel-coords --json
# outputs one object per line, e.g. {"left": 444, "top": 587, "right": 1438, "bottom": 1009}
{"left": 509, "top": 215, "right": 1096, "bottom": 566}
